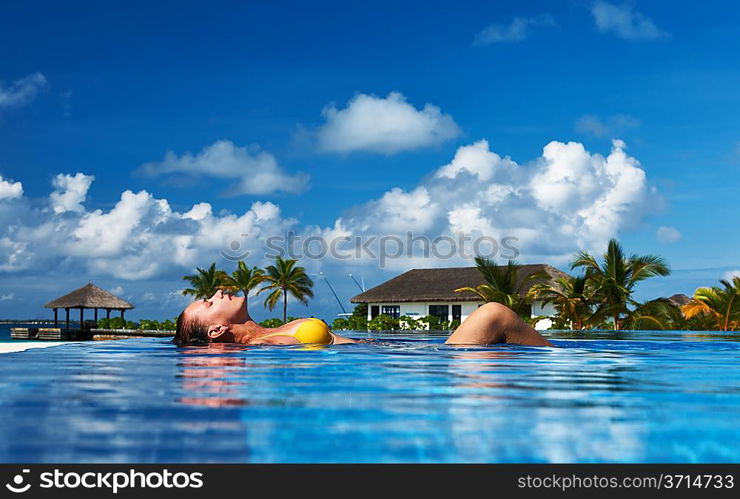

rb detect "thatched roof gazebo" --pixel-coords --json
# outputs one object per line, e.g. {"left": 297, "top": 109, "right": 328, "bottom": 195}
{"left": 44, "top": 283, "right": 134, "bottom": 328}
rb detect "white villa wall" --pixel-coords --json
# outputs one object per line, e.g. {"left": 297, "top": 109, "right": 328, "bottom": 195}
{"left": 367, "top": 300, "right": 555, "bottom": 322}
{"left": 531, "top": 300, "right": 556, "bottom": 317}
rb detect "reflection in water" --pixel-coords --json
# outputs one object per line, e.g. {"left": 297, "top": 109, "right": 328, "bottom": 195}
{"left": 0, "top": 333, "right": 738, "bottom": 462}
{"left": 177, "top": 344, "right": 252, "bottom": 408}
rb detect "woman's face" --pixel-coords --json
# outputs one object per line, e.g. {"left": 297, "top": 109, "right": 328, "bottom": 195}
{"left": 183, "top": 290, "right": 248, "bottom": 326}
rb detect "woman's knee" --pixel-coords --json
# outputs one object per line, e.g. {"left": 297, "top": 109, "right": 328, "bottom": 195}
{"left": 476, "top": 302, "right": 514, "bottom": 319}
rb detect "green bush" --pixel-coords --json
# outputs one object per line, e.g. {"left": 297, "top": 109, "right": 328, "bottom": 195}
{"left": 331, "top": 318, "right": 350, "bottom": 330}
{"left": 260, "top": 318, "right": 284, "bottom": 328}
{"left": 108, "top": 317, "right": 126, "bottom": 329}
{"left": 161, "top": 319, "right": 175, "bottom": 331}
{"left": 368, "top": 314, "right": 400, "bottom": 331}
{"left": 347, "top": 303, "right": 369, "bottom": 330}
{"left": 420, "top": 314, "right": 442, "bottom": 330}
{"left": 97, "top": 318, "right": 111, "bottom": 329}
{"left": 125, "top": 321, "right": 138, "bottom": 329}
{"left": 398, "top": 315, "right": 420, "bottom": 330}
{"left": 139, "top": 319, "right": 160, "bottom": 330}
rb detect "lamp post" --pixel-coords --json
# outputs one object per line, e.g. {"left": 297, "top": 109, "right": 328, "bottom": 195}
{"left": 320, "top": 272, "right": 346, "bottom": 314}
{"left": 348, "top": 273, "right": 365, "bottom": 292}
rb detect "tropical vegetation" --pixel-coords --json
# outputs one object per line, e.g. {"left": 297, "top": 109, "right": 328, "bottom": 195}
{"left": 681, "top": 276, "right": 740, "bottom": 331}
{"left": 182, "top": 263, "right": 229, "bottom": 299}
{"left": 256, "top": 256, "right": 315, "bottom": 322}
{"left": 163, "top": 241, "right": 738, "bottom": 333}
{"left": 570, "top": 238, "right": 671, "bottom": 330}
{"left": 454, "top": 257, "right": 541, "bottom": 317}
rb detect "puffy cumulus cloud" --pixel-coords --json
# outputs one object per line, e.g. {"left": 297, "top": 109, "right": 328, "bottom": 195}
{"left": 335, "top": 138, "right": 653, "bottom": 267}
{"left": 341, "top": 186, "right": 440, "bottom": 234}
{"left": 0, "top": 139, "right": 656, "bottom": 311}
{"left": 435, "top": 139, "right": 518, "bottom": 182}
{"left": 473, "top": 14, "right": 555, "bottom": 45}
{"left": 0, "top": 174, "right": 298, "bottom": 280}
{"left": 138, "top": 140, "right": 309, "bottom": 196}
{"left": 0, "top": 175, "right": 23, "bottom": 199}
{"left": 50, "top": 173, "right": 95, "bottom": 214}
{"left": 656, "top": 226, "right": 682, "bottom": 244}
{"left": 530, "top": 139, "right": 649, "bottom": 246}
{"left": 0, "top": 72, "right": 48, "bottom": 109}
{"left": 316, "top": 92, "right": 460, "bottom": 154}
{"left": 591, "top": 1, "right": 668, "bottom": 41}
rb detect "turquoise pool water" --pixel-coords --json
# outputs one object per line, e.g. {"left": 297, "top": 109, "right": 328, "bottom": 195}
{"left": 0, "top": 329, "right": 738, "bottom": 463}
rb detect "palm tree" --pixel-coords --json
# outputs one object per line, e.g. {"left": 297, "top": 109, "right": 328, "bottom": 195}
{"left": 182, "top": 263, "right": 229, "bottom": 299}
{"left": 572, "top": 239, "right": 670, "bottom": 330}
{"left": 455, "top": 257, "right": 540, "bottom": 316}
{"left": 222, "top": 260, "right": 265, "bottom": 297}
{"left": 681, "top": 277, "right": 740, "bottom": 331}
{"left": 257, "top": 256, "right": 314, "bottom": 322}
{"left": 528, "top": 275, "right": 596, "bottom": 329}
{"left": 625, "top": 298, "right": 687, "bottom": 330}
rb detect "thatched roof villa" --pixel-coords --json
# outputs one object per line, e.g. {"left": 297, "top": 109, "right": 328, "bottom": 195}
{"left": 350, "top": 264, "right": 569, "bottom": 323}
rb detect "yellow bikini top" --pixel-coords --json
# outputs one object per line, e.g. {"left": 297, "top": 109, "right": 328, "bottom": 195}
{"left": 260, "top": 318, "right": 333, "bottom": 345}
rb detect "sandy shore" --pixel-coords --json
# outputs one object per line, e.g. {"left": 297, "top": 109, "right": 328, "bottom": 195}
{"left": 0, "top": 342, "right": 74, "bottom": 354}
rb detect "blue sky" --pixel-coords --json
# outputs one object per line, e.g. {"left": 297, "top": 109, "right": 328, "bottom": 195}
{"left": 0, "top": 0, "right": 738, "bottom": 320}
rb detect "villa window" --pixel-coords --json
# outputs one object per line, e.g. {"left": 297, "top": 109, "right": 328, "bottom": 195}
{"left": 452, "top": 305, "right": 461, "bottom": 322}
{"left": 429, "top": 305, "right": 449, "bottom": 322}
{"left": 370, "top": 305, "right": 380, "bottom": 319}
{"left": 381, "top": 305, "right": 400, "bottom": 318}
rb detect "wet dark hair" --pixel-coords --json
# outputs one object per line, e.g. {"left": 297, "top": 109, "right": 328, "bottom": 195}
{"left": 174, "top": 311, "right": 210, "bottom": 346}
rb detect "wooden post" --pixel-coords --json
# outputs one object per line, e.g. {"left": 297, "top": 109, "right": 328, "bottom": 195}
{"left": 94, "top": 308, "right": 98, "bottom": 323}
{"left": 54, "top": 308, "right": 58, "bottom": 326}
{"left": 121, "top": 309, "right": 125, "bottom": 321}
{"left": 79, "top": 307, "right": 84, "bottom": 328}
{"left": 106, "top": 308, "right": 111, "bottom": 319}
{"left": 65, "top": 308, "right": 70, "bottom": 329}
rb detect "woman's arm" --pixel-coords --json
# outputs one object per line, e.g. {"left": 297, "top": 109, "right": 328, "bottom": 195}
{"left": 330, "top": 332, "right": 356, "bottom": 344}
{"left": 445, "top": 302, "right": 552, "bottom": 346}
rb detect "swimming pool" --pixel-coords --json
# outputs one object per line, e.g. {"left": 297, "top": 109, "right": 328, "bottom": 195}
{"left": 0, "top": 330, "right": 738, "bottom": 463}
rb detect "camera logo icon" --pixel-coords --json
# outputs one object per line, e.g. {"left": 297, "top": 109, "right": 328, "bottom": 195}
{"left": 5, "top": 469, "right": 31, "bottom": 493}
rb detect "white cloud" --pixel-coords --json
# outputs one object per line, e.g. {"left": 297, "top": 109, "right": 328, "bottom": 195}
{"left": 109, "top": 286, "right": 124, "bottom": 296}
{"left": 138, "top": 140, "right": 309, "bottom": 196}
{"left": 0, "top": 175, "right": 298, "bottom": 280}
{"left": 0, "top": 72, "right": 48, "bottom": 109}
{"left": 575, "top": 114, "right": 639, "bottom": 137}
{"left": 591, "top": 1, "right": 668, "bottom": 41}
{"left": 316, "top": 92, "right": 460, "bottom": 154}
{"left": 0, "top": 139, "right": 656, "bottom": 304}
{"left": 435, "top": 139, "right": 518, "bottom": 182}
{"left": 656, "top": 226, "right": 682, "bottom": 244}
{"left": 474, "top": 14, "right": 555, "bottom": 45}
{"left": 0, "top": 293, "right": 14, "bottom": 301}
{"left": 336, "top": 138, "right": 653, "bottom": 267}
{"left": 0, "top": 175, "right": 23, "bottom": 200}
{"left": 723, "top": 270, "right": 740, "bottom": 282}
{"left": 50, "top": 173, "right": 95, "bottom": 214}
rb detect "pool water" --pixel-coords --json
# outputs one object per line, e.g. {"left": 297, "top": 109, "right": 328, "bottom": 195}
{"left": 0, "top": 330, "right": 738, "bottom": 463}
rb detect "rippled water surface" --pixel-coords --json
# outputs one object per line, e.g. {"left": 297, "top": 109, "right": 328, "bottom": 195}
{"left": 0, "top": 330, "right": 739, "bottom": 463}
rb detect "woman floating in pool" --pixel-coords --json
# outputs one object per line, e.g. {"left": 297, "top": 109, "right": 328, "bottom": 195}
{"left": 174, "top": 290, "right": 552, "bottom": 347}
